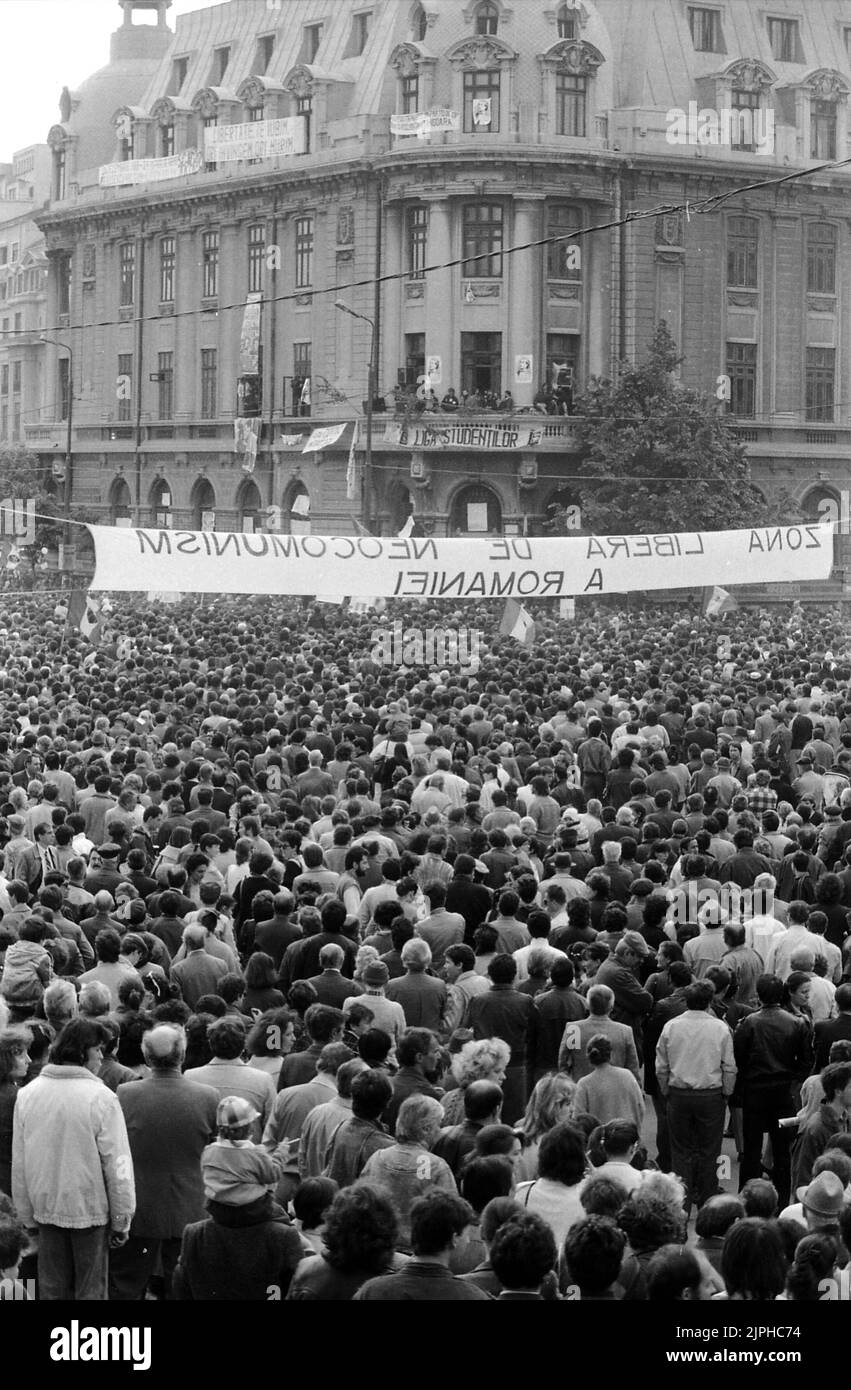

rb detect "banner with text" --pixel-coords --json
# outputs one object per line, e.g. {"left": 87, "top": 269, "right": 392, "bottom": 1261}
{"left": 386, "top": 421, "right": 575, "bottom": 449}
{"left": 99, "top": 149, "right": 203, "bottom": 187}
{"left": 204, "top": 117, "right": 306, "bottom": 163}
{"left": 390, "top": 108, "right": 461, "bottom": 139}
{"left": 87, "top": 525, "right": 834, "bottom": 599}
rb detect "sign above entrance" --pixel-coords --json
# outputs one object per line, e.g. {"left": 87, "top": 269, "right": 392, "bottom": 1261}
{"left": 386, "top": 421, "right": 574, "bottom": 450}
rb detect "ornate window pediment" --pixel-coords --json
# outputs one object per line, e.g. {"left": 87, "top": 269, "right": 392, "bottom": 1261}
{"left": 47, "top": 123, "right": 74, "bottom": 149}
{"left": 539, "top": 39, "right": 604, "bottom": 74}
{"left": 237, "top": 75, "right": 286, "bottom": 105}
{"left": 191, "top": 86, "right": 240, "bottom": 118}
{"left": 149, "top": 96, "right": 193, "bottom": 123}
{"left": 803, "top": 68, "right": 850, "bottom": 101}
{"left": 283, "top": 65, "right": 317, "bottom": 100}
{"left": 390, "top": 41, "right": 437, "bottom": 75}
{"left": 721, "top": 59, "right": 776, "bottom": 92}
{"left": 446, "top": 36, "right": 517, "bottom": 68}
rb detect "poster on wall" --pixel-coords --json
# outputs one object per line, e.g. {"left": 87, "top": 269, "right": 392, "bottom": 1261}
{"left": 426, "top": 356, "right": 442, "bottom": 386}
{"left": 467, "top": 503, "right": 489, "bottom": 532}
{"left": 515, "top": 356, "right": 534, "bottom": 385}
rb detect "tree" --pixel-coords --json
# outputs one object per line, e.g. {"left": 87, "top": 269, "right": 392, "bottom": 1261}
{"left": 0, "top": 442, "right": 63, "bottom": 554}
{"left": 549, "top": 323, "right": 791, "bottom": 535}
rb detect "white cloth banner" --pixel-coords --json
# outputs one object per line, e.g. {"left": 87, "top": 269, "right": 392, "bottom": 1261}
{"left": 98, "top": 149, "right": 203, "bottom": 186}
{"left": 87, "top": 524, "right": 834, "bottom": 599}
{"left": 204, "top": 117, "right": 306, "bottom": 163}
{"left": 390, "top": 108, "right": 461, "bottom": 138}
{"left": 303, "top": 423, "right": 348, "bottom": 453}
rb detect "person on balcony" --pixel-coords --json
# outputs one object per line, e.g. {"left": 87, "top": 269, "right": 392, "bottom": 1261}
{"left": 441, "top": 388, "right": 459, "bottom": 412}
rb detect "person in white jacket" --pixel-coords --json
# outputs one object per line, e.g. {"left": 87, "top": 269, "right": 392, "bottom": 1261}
{"left": 12, "top": 1016, "right": 135, "bottom": 1299}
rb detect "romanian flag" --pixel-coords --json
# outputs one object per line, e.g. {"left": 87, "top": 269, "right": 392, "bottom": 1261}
{"left": 500, "top": 598, "right": 536, "bottom": 646}
{"left": 702, "top": 585, "right": 738, "bottom": 617}
{"left": 66, "top": 590, "right": 102, "bottom": 643}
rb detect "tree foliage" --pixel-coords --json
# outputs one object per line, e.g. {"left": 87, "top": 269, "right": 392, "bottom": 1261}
{"left": 0, "top": 442, "right": 62, "bottom": 552}
{"left": 550, "top": 323, "right": 792, "bottom": 535}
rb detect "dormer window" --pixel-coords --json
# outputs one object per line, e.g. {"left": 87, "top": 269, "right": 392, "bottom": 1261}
{"left": 349, "top": 12, "right": 371, "bottom": 57}
{"left": 475, "top": 2, "right": 499, "bottom": 36}
{"left": 160, "top": 122, "right": 175, "bottom": 157}
{"left": 413, "top": 5, "right": 428, "bottom": 41}
{"left": 302, "top": 24, "right": 323, "bottom": 63}
{"left": 557, "top": 5, "right": 577, "bottom": 41}
{"left": 811, "top": 99, "right": 836, "bottom": 158}
{"left": 256, "top": 34, "right": 275, "bottom": 74}
{"left": 169, "top": 56, "right": 189, "bottom": 96}
{"left": 53, "top": 147, "right": 66, "bottom": 200}
{"left": 211, "top": 46, "right": 231, "bottom": 84}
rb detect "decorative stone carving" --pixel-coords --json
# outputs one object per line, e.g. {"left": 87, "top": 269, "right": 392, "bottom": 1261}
{"left": 725, "top": 59, "right": 775, "bottom": 93}
{"left": 191, "top": 88, "right": 219, "bottom": 118}
{"left": 406, "top": 282, "right": 425, "bottom": 299}
{"left": 542, "top": 39, "right": 604, "bottom": 75}
{"left": 806, "top": 69, "right": 850, "bottom": 102}
{"left": 727, "top": 291, "right": 758, "bottom": 307}
{"left": 548, "top": 282, "right": 580, "bottom": 300}
{"left": 390, "top": 43, "right": 421, "bottom": 77}
{"left": 447, "top": 37, "right": 517, "bottom": 69}
{"left": 283, "top": 66, "right": 315, "bottom": 99}
{"left": 464, "top": 281, "right": 501, "bottom": 298}
{"left": 337, "top": 207, "right": 354, "bottom": 244}
{"left": 82, "top": 244, "right": 96, "bottom": 279}
{"left": 655, "top": 211, "right": 684, "bottom": 247}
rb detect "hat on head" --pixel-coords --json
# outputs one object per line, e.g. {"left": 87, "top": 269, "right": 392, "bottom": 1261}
{"left": 362, "top": 961, "right": 389, "bottom": 987}
{"left": 620, "top": 930, "right": 650, "bottom": 959}
{"left": 97, "top": 843, "right": 122, "bottom": 858}
{"left": 717, "top": 756, "right": 731, "bottom": 769}
{"left": 215, "top": 1095, "right": 260, "bottom": 1129}
{"left": 798, "top": 1170, "right": 845, "bottom": 1218}
{"left": 553, "top": 851, "right": 572, "bottom": 868}
{"left": 797, "top": 755, "right": 813, "bottom": 766}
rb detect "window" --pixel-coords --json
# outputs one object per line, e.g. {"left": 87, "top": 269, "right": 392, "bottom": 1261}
{"left": 767, "top": 16, "right": 801, "bottom": 63}
{"left": 807, "top": 223, "right": 836, "bottom": 295}
{"left": 13, "top": 313, "right": 21, "bottom": 334}
{"left": 845, "top": 26, "right": 851, "bottom": 59}
{"left": 0, "top": 365, "right": 6, "bottom": 393}
{"left": 157, "top": 351, "right": 174, "bottom": 419}
{"left": 0, "top": 247, "right": 6, "bottom": 266}
{"left": 811, "top": 101, "right": 836, "bottom": 160}
{"left": 256, "top": 34, "right": 275, "bottom": 74}
{"left": 11, "top": 361, "right": 21, "bottom": 393}
{"left": 293, "top": 341, "right": 312, "bottom": 414}
{"left": 806, "top": 347, "right": 835, "bottom": 422}
{"left": 203, "top": 115, "right": 217, "bottom": 171}
{"left": 413, "top": 5, "right": 428, "bottom": 41}
{"left": 463, "top": 203, "right": 503, "bottom": 277}
{"left": 10, "top": 245, "right": 18, "bottom": 265}
{"left": 688, "top": 7, "right": 722, "bottom": 52}
{"left": 463, "top": 69, "right": 501, "bottom": 133}
{"left": 170, "top": 56, "right": 189, "bottom": 95}
{"left": 52, "top": 147, "right": 66, "bottom": 200}
{"left": 160, "top": 236, "right": 175, "bottom": 303}
{"left": 547, "top": 334, "right": 580, "bottom": 394}
{"left": 248, "top": 224, "right": 265, "bottom": 294}
{"left": 351, "top": 12, "right": 371, "bottom": 56}
{"left": 119, "top": 242, "right": 135, "bottom": 306}
{"left": 461, "top": 331, "right": 502, "bottom": 396}
{"left": 401, "top": 73, "right": 420, "bottom": 113}
{"left": 118, "top": 353, "right": 133, "bottom": 422}
{"left": 212, "top": 46, "right": 231, "bottom": 83}
{"left": 404, "top": 333, "right": 425, "bottom": 387}
{"left": 120, "top": 126, "right": 135, "bottom": 162}
{"left": 557, "top": 4, "right": 577, "bottom": 40}
{"left": 246, "top": 104, "right": 263, "bottom": 124}
{"left": 295, "top": 216, "right": 314, "bottom": 288}
{"left": 302, "top": 23, "right": 323, "bottom": 63}
{"left": 474, "top": 2, "right": 499, "bottom": 36}
{"left": 57, "top": 252, "right": 72, "bottom": 316}
{"left": 727, "top": 217, "right": 758, "bottom": 288}
{"left": 202, "top": 230, "right": 219, "bottom": 298}
{"left": 296, "top": 95, "right": 312, "bottom": 154}
{"left": 726, "top": 343, "right": 757, "bottom": 417}
{"left": 406, "top": 205, "right": 428, "bottom": 279}
{"left": 547, "top": 205, "right": 582, "bottom": 281}
{"left": 58, "top": 357, "right": 71, "bottom": 422}
{"left": 200, "top": 348, "right": 217, "bottom": 418}
{"left": 729, "top": 87, "right": 760, "bottom": 151}
{"left": 556, "top": 71, "right": 587, "bottom": 137}
{"left": 160, "top": 123, "right": 175, "bottom": 158}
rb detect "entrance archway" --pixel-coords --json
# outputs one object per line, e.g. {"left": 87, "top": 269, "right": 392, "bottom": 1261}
{"left": 237, "top": 478, "right": 263, "bottom": 533}
{"left": 283, "top": 480, "right": 310, "bottom": 535}
{"left": 448, "top": 482, "right": 503, "bottom": 536}
{"left": 191, "top": 477, "right": 216, "bottom": 531}
{"left": 108, "top": 476, "right": 133, "bottom": 526}
{"left": 148, "top": 476, "right": 172, "bottom": 528}
{"left": 801, "top": 486, "right": 842, "bottom": 570}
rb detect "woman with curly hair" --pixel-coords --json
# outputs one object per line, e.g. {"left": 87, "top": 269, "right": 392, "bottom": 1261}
{"left": 616, "top": 1176, "right": 688, "bottom": 1301}
{"left": 780, "top": 1231, "right": 839, "bottom": 1301}
{"left": 441, "top": 1036, "right": 511, "bottom": 1126}
{"left": 246, "top": 1007, "right": 295, "bottom": 1083}
{"left": 285, "top": 1183, "right": 405, "bottom": 1300}
{"left": 515, "top": 1074, "right": 577, "bottom": 1182}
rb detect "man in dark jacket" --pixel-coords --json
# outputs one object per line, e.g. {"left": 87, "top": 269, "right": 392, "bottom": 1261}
{"left": 385, "top": 939, "right": 448, "bottom": 1031}
{"left": 110, "top": 1025, "right": 219, "bottom": 1299}
{"left": 813, "top": 984, "right": 851, "bottom": 1071}
{"left": 353, "top": 1191, "right": 490, "bottom": 1301}
{"left": 595, "top": 932, "right": 654, "bottom": 1064}
{"left": 468, "top": 954, "right": 536, "bottom": 1125}
{"left": 323, "top": 1070, "right": 394, "bottom": 1187}
{"left": 383, "top": 1028, "right": 444, "bottom": 1132}
{"left": 445, "top": 855, "right": 492, "bottom": 945}
{"left": 173, "top": 1194, "right": 305, "bottom": 1300}
{"left": 734, "top": 973, "right": 813, "bottom": 1208}
{"left": 529, "top": 959, "right": 587, "bottom": 1081}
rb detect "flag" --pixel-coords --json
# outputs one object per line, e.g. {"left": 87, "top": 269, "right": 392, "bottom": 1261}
{"left": 66, "top": 590, "right": 102, "bottom": 643}
{"left": 499, "top": 598, "right": 535, "bottom": 646}
{"left": 397, "top": 514, "right": 415, "bottom": 540}
{"left": 346, "top": 420, "right": 359, "bottom": 501}
{"left": 300, "top": 376, "right": 311, "bottom": 408}
{"left": 702, "top": 585, "right": 739, "bottom": 617}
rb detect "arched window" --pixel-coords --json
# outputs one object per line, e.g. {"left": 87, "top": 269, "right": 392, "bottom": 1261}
{"left": 474, "top": 2, "right": 499, "bottom": 37}
{"left": 149, "top": 477, "right": 172, "bottom": 528}
{"left": 238, "top": 479, "right": 263, "bottom": 533}
{"left": 109, "top": 477, "right": 133, "bottom": 526}
{"left": 413, "top": 4, "right": 428, "bottom": 41}
{"left": 191, "top": 477, "right": 216, "bottom": 531}
{"left": 449, "top": 482, "right": 503, "bottom": 535}
{"left": 284, "top": 481, "right": 311, "bottom": 535}
{"left": 557, "top": 5, "right": 577, "bottom": 40}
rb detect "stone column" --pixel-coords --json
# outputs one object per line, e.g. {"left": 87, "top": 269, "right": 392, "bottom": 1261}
{"left": 509, "top": 197, "right": 544, "bottom": 409}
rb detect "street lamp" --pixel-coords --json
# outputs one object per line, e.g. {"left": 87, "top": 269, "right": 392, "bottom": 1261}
{"left": 39, "top": 335, "right": 73, "bottom": 578}
{"left": 335, "top": 299, "right": 375, "bottom": 530}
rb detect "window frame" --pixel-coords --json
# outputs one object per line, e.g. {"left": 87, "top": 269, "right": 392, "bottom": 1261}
{"left": 202, "top": 229, "right": 219, "bottom": 299}
{"left": 726, "top": 216, "right": 758, "bottom": 290}
{"left": 406, "top": 205, "right": 429, "bottom": 279}
{"left": 546, "top": 205, "right": 582, "bottom": 282}
{"left": 688, "top": 6, "right": 723, "bottom": 53}
{"left": 474, "top": 1, "right": 499, "bottom": 37}
{"left": 157, "top": 350, "right": 174, "bottom": 421}
{"left": 810, "top": 99, "right": 837, "bottom": 160}
{"left": 462, "top": 68, "right": 501, "bottom": 133}
{"left": 556, "top": 4, "right": 577, "bottom": 40}
{"left": 294, "top": 216, "right": 314, "bottom": 289}
{"left": 248, "top": 223, "right": 266, "bottom": 295}
{"left": 766, "top": 15, "right": 801, "bottom": 64}
{"left": 806, "top": 222, "right": 836, "bottom": 295}
{"left": 555, "top": 70, "right": 587, "bottom": 137}
{"left": 117, "top": 352, "right": 133, "bottom": 422}
{"left": 805, "top": 346, "right": 835, "bottom": 423}
{"left": 159, "top": 235, "right": 176, "bottom": 304}
{"left": 726, "top": 341, "right": 757, "bottom": 418}
{"left": 119, "top": 241, "right": 136, "bottom": 307}
{"left": 462, "top": 202, "right": 504, "bottom": 279}
{"left": 200, "top": 347, "right": 217, "bottom": 419}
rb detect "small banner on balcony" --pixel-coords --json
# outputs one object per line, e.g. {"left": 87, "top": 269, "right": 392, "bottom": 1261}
{"left": 98, "top": 149, "right": 203, "bottom": 187}
{"left": 204, "top": 117, "right": 306, "bottom": 163}
{"left": 86, "top": 524, "right": 834, "bottom": 600}
{"left": 302, "top": 423, "right": 349, "bottom": 453}
{"left": 386, "top": 421, "right": 572, "bottom": 450}
{"left": 239, "top": 293, "right": 263, "bottom": 375}
{"left": 390, "top": 108, "right": 461, "bottom": 139}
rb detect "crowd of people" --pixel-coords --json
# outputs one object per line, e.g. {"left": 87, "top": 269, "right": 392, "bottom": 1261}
{"left": 0, "top": 588, "right": 850, "bottom": 1301}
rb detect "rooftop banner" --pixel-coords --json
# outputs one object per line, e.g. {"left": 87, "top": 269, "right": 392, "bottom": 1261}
{"left": 204, "top": 117, "right": 306, "bottom": 163}
{"left": 98, "top": 149, "right": 203, "bottom": 186}
{"left": 87, "top": 524, "right": 834, "bottom": 599}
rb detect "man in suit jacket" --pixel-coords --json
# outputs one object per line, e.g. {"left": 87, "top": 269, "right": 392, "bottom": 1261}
{"left": 468, "top": 954, "right": 537, "bottom": 1125}
{"left": 16, "top": 823, "right": 57, "bottom": 895}
{"left": 110, "top": 1025, "right": 218, "bottom": 1300}
{"left": 813, "top": 984, "right": 851, "bottom": 1071}
{"left": 385, "top": 939, "right": 448, "bottom": 1032}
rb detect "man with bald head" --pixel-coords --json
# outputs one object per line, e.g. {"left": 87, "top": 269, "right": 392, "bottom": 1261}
{"left": 305, "top": 942, "right": 363, "bottom": 1008}
{"left": 170, "top": 926, "right": 229, "bottom": 1009}
{"left": 111, "top": 1025, "right": 219, "bottom": 1300}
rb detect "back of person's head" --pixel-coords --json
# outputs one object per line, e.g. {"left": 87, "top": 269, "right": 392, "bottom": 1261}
{"left": 141, "top": 1023, "right": 186, "bottom": 1071}
{"left": 322, "top": 1183, "right": 398, "bottom": 1275}
{"left": 646, "top": 1245, "right": 706, "bottom": 1301}
{"left": 538, "top": 1122, "right": 586, "bottom": 1186}
{"left": 563, "top": 1216, "right": 626, "bottom": 1296}
{"left": 460, "top": 1155, "right": 514, "bottom": 1216}
{"left": 292, "top": 1177, "right": 339, "bottom": 1233}
{"left": 587, "top": 984, "right": 614, "bottom": 1017}
{"left": 695, "top": 1194, "right": 745, "bottom": 1240}
{"left": 409, "top": 1190, "right": 475, "bottom": 1258}
{"left": 720, "top": 1218, "right": 788, "bottom": 1300}
{"left": 739, "top": 1178, "right": 779, "bottom": 1219}
{"left": 48, "top": 1017, "right": 108, "bottom": 1067}
{"left": 396, "top": 1027, "right": 436, "bottom": 1068}
{"left": 756, "top": 974, "right": 784, "bottom": 1007}
{"left": 784, "top": 1232, "right": 840, "bottom": 1302}
{"left": 305, "top": 1003, "right": 345, "bottom": 1045}
{"left": 463, "top": 1079, "right": 504, "bottom": 1123}
{"left": 489, "top": 1212, "right": 557, "bottom": 1292}
{"left": 350, "top": 1067, "right": 393, "bottom": 1121}
{"left": 207, "top": 1015, "right": 247, "bottom": 1060}
{"left": 580, "top": 1173, "right": 630, "bottom": 1219}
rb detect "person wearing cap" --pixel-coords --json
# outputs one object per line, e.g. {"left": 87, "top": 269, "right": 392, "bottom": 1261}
{"left": 655, "top": 980, "right": 737, "bottom": 1212}
{"left": 109, "top": 1024, "right": 219, "bottom": 1300}
{"left": 83, "top": 842, "right": 126, "bottom": 897}
{"left": 594, "top": 933, "right": 654, "bottom": 1064}
{"left": 705, "top": 756, "right": 742, "bottom": 810}
{"left": 790, "top": 1061, "right": 851, "bottom": 1192}
{"left": 793, "top": 755, "right": 826, "bottom": 811}
{"left": 797, "top": 1170, "right": 848, "bottom": 1249}
{"left": 173, "top": 1095, "right": 305, "bottom": 1301}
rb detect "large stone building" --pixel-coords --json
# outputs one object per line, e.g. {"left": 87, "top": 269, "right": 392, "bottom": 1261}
{"left": 26, "top": 0, "right": 851, "bottom": 591}
{"left": 0, "top": 145, "right": 52, "bottom": 450}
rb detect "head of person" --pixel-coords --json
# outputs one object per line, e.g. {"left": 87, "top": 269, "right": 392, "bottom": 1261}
{"left": 246, "top": 1007, "right": 294, "bottom": 1059}
{"left": 304, "top": 1004, "right": 345, "bottom": 1046}
{"left": 0, "top": 1027, "right": 31, "bottom": 1085}
{"left": 587, "top": 984, "right": 615, "bottom": 1018}
{"left": 739, "top": 1178, "right": 779, "bottom": 1219}
{"left": 694, "top": 1194, "right": 745, "bottom": 1242}
{"left": 459, "top": 1156, "right": 514, "bottom": 1217}
{"left": 48, "top": 1017, "right": 110, "bottom": 1074}
{"left": 563, "top": 1216, "right": 626, "bottom": 1296}
{"left": 78, "top": 981, "right": 112, "bottom": 1019}
{"left": 395, "top": 1093, "right": 444, "bottom": 1148}
{"left": 292, "top": 1177, "right": 339, "bottom": 1234}
{"left": 521, "top": 1074, "right": 576, "bottom": 1143}
{"left": 350, "top": 1067, "right": 393, "bottom": 1122}
{"left": 42, "top": 979, "right": 78, "bottom": 1033}
{"left": 488, "top": 1212, "right": 558, "bottom": 1294}
{"left": 463, "top": 1079, "right": 504, "bottom": 1125}
{"left": 618, "top": 1184, "right": 687, "bottom": 1255}
{"left": 599, "top": 1119, "right": 641, "bottom": 1164}
{"left": 580, "top": 1174, "right": 630, "bottom": 1220}
{"left": 397, "top": 1027, "right": 441, "bottom": 1079}
{"left": 537, "top": 1121, "right": 587, "bottom": 1188}
{"left": 646, "top": 1245, "right": 719, "bottom": 1301}
{"left": 720, "top": 1218, "right": 788, "bottom": 1300}
{"left": 409, "top": 1190, "right": 476, "bottom": 1260}
{"left": 401, "top": 938, "right": 432, "bottom": 975}
{"left": 141, "top": 1023, "right": 186, "bottom": 1072}
{"left": 207, "top": 1016, "right": 247, "bottom": 1061}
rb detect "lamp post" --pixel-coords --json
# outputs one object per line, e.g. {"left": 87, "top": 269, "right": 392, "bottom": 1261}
{"left": 335, "top": 299, "right": 375, "bottom": 530}
{"left": 39, "top": 335, "right": 73, "bottom": 580}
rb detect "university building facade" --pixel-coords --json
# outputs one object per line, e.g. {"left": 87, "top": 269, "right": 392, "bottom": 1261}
{"left": 26, "top": 0, "right": 851, "bottom": 593}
